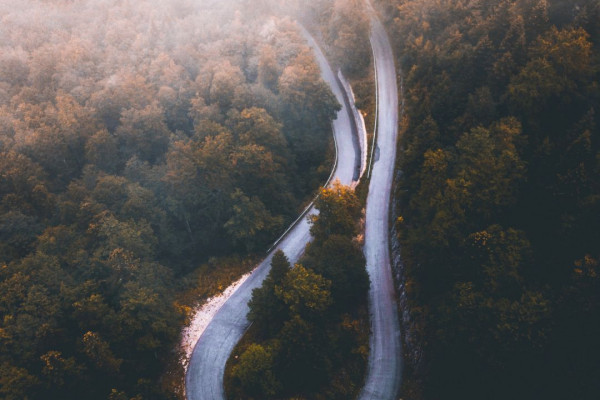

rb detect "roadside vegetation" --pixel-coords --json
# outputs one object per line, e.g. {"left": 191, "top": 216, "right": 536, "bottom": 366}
{"left": 0, "top": 1, "right": 344, "bottom": 399}
{"left": 222, "top": 2, "right": 376, "bottom": 398}
{"left": 375, "top": 0, "right": 600, "bottom": 398}
{"left": 225, "top": 182, "right": 370, "bottom": 400}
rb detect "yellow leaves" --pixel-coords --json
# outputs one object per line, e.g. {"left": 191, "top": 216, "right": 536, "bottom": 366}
{"left": 472, "top": 230, "right": 491, "bottom": 247}
{"left": 355, "top": 344, "right": 369, "bottom": 360}
{"left": 423, "top": 148, "right": 449, "bottom": 172}
{"left": 275, "top": 264, "right": 331, "bottom": 315}
{"left": 318, "top": 180, "right": 360, "bottom": 211}
{"left": 311, "top": 180, "right": 362, "bottom": 241}
{"left": 173, "top": 301, "right": 192, "bottom": 320}
{"left": 279, "top": 47, "right": 321, "bottom": 100}
{"left": 0, "top": 327, "right": 10, "bottom": 340}
{"left": 535, "top": 26, "right": 593, "bottom": 75}
{"left": 414, "top": 35, "right": 424, "bottom": 48}
{"left": 82, "top": 331, "right": 122, "bottom": 372}
{"left": 573, "top": 255, "right": 598, "bottom": 279}
{"left": 340, "top": 314, "right": 361, "bottom": 333}
{"left": 512, "top": 26, "right": 595, "bottom": 111}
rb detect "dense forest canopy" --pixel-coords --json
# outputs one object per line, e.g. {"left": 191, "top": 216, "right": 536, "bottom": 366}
{"left": 376, "top": 0, "right": 600, "bottom": 398}
{"left": 6, "top": 0, "right": 599, "bottom": 399}
{"left": 0, "top": 0, "right": 357, "bottom": 398}
{"left": 227, "top": 182, "right": 370, "bottom": 400}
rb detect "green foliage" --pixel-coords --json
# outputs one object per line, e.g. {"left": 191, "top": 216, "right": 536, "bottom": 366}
{"left": 303, "top": 234, "right": 369, "bottom": 311}
{"left": 269, "top": 250, "right": 292, "bottom": 285}
{"left": 278, "top": 48, "right": 341, "bottom": 192}
{"left": 231, "top": 344, "right": 280, "bottom": 398}
{"left": 328, "top": 0, "right": 372, "bottom": 77}
{"left": 310, "top": 180, "right": 362, "bottom": 242}
{"left": 275, "top": 264, "right": 332, "bottom": 317}
{"left": 225, "top": 189, "right": 284, "bottom": 251}
{"left": 383, "top": 0, "right": 600, "bottom": 398}
{"left": 248, "top": 251, "right": 291, "bottom": 337}
{"left": 0, "top": 1, "right": 344, "bottom": 399}
{"left": 0, "top": 362, "right": 39, "bottom": 400}
{"left": 276, "top": 314, "right": 331, "bottom": 392}
{"left": 230, "top": 183, "right": 368, "bottom": 399}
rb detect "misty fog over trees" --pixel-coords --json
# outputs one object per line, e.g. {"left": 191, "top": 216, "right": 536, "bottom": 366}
{"left": 0, "top": 0, "right": 367, "bottom": 398}
{"left": 2, "top": 0, "right": 599, "bottom": 399}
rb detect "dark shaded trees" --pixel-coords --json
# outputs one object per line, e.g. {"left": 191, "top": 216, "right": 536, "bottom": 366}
{"left": 248, "top": 250, "right": 291, "bottom": 337}
{"left": 381, "top": 0, "right": 600, "bottom": 398}
{"left": 231, "top": 344, "right": 279, "bottom": 398}
{"left": 0, "top": 1, "right": 344, "bottom": 399}
{"left": 230, "top": 183, "right": 368, "bottom": 399}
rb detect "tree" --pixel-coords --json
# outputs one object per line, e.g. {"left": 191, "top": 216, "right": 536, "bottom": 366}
{"left": 276, "top": 314, "right": 330, "bottom": 392}
{"left": 467, "top": 225, "right": 531, "bottom": 293}
{"left": 248, "top": 251, "right": 291, "bottom": 337}
{"left": 116, "top": 102, "right": 170, "bottom": 164}
{"left": 164, "top": 131, "right": 235, "bottom": 254}
{"left": 268, "top": 250, "right": 290, "bottom": 285}
{"left": 40, "top": 351, "right": 81, "bottom": 388}
{"left": 230, "top": 107, "right": 288, "bottom": 159}
{"left": 0, "top": 211, "right": 42, "bottom": 261}
{"left": 85, "top": 130, "right": 121, "bottom": 173}
{"left": 87, "top": 73, "right": 154, "bottom": 132}
{"left": 0, "top": 362, "right": 39, "bottom": 400}
{"left": 454, "top": 118, "right": 526, "bottom": 220}
{"left": 310, "top": 181, "right": 361, "bottom": 242}
{"left": 403, "top": 115, "right": 441, "bottom": 177}
{"left": 257, "top": 46, "right": 280, "bottom": 92}
{"left": 91, "top": 213, "right": 158, "bottom": 260}
{"left": 304, "top": 234, "right": 369, "bottom": 310}
{"left": 224, "top": 189, "right": 283, "bottom": 251}
{"left": 13, "top": 94, "right": 97, "bottom": 184}
{"left": 386, "top": 0, "right": 600, "bottom": 398}
{"left": 0, "top": 151, "right": 47, "bottom": 215}
{"left": 82, "top": 332, "right": 122, "bottom": 374}
{"left": 0, "top": 2, "right": 375, "bottom": 398}
{"left": 509, "top": 26, "right": 594, "bottom": 114}
{"left": 275, "top": 264, "right": 332, "bottom": 318}
{"left": 195, "top": 60, "right": 244, "bottom": 111}
{"left": 278, "top": 49, "right": 339, "bottom": 123}
{"left": 231, "top": 344, "right": 280, "bottom": 398}
{"left": 328, "top": 0, "right": 371, "bottom": 76}
{"left": 278, "top": 48, "right": 340, "bottom": 175}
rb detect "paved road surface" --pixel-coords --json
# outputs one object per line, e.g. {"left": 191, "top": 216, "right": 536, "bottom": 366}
{"left": 185, "top": 25, "right": 359, "bottom": 400}
{"left": 358, "top": 4, "right": 403, "bottom": 400}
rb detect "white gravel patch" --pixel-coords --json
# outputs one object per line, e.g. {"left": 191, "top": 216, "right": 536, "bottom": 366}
{"left": 179, "top": 269, "right": 255, "bottom": 370}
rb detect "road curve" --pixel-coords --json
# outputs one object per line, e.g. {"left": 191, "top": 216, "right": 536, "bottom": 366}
{"left": 185, "top": 25, "right": 359, "bottom": 400}
{"left": 358, "top": 4, "right": 403, "bottom": 400}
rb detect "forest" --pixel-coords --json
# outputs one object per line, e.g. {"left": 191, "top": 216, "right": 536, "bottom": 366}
{"left": 0, "top": 0, "right": 371, "bottom": 398}
{"left": 4, "top": 0, "right": 598, "bottom": 398}
{"left": 225, "top": 182, "right": 370, "bottom": 399}
{"left": 377, "top": 0, "right": 600, "bottom": 398}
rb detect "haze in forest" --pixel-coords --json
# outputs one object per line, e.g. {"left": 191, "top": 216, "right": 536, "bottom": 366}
{"left": 3, "top": 1, "right": 598, "bottom": 400}
{"left": 0, "top": 0, "right": 374, "bottom": 398}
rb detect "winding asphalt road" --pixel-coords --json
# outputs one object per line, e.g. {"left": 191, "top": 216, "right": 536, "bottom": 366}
{"left": 358, "top": 4, "right": 402, "bottom": 399}
{"left": 185, "top": 25, "right": 359, "bottom": 400}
